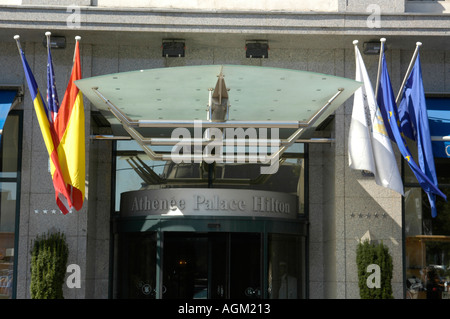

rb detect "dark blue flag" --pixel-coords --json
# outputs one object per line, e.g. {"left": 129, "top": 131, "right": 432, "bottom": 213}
{"left": 398, "top": 53, "right": 446, "bottom": 217}
{"left": 376, "top": 54, "right": 397, "bottom": 143}
{"left": 46, "top": 44, "right": 59, "bottom": 124}
{"left": 377, "top": 52, "right": 446, "bottom": 218}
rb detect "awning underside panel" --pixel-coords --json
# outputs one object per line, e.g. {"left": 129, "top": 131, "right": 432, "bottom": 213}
{"left": 76, "top": 64, "right": 361, "bottom": 139}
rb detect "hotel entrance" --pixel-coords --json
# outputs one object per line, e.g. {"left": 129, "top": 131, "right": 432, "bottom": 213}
{"left": 94, "top": 64, "right": 361, "bottom": 300}
{"left": 163, "top": 232, "right": 261, "bottom": 299}
{"left": 116, "top": 217, "right": 306, "bottom": 299}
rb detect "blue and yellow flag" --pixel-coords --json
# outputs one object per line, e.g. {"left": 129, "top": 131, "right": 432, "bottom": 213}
{"left": 18, "top": 45, "right": 74, "bottom": 214}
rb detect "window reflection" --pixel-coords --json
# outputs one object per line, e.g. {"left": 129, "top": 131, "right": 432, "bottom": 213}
{"left": 114, "top": 140, "right": 305, "bottom": 214}
{"left": 0, "top": 113, "right": 20, "bottom": 299}
{"left": 118, "top": 232, "right": 157, "bottom": 299}
{"left": 0, "top": 181, "right": 17, "bottom": 297}
{"left": 405, "top": 185, "right": 450, "bottom": 299}
{"left": 0, "top": 232, "right": 14, "bottom": 298}
{"left": 268, "top": 234, "right": 304, "bottom": 299}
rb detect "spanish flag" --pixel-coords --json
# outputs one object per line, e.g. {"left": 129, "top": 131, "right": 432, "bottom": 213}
{"left": 54, "top": 38, "right": 85, "bottom": 213}
{"left": 17, "top": 40, "right": 74, "bottom": 213}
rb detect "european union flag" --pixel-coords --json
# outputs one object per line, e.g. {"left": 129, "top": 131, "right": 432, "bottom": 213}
{"left": 377, "top": 52, "right": 446, "bottom": 218}
{"left": 46, "top": 45, "right": 59, "bottom": 124}
{"left": 397, "top": 53, "right": 446, "bottom": 217}
{"left": 376, "top": 54, "right": 398, "bottom": 143}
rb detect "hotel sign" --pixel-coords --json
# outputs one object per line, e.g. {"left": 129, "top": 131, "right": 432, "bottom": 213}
{"left": 120, "top": 188, "right": 298, "bottom": 219}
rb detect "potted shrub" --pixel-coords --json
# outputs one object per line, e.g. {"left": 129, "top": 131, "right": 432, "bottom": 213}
{"left": 356, "top": 239, "right": 393, "bottom": 299}
{"left": 30, "top": 231, "right": 68, "bottom": 299}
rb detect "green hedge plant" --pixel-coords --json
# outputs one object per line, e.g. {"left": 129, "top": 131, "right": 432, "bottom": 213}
{"left": 356, "top": 239, "right": 393, "bottom": 299}
{"left": 30, "top": 232, "right": 69, "bottom": 299}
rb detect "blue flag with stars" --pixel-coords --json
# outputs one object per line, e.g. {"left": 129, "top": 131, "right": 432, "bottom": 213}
{"left": 46, "top": 44, "right": 59, "bottom": 124}
{"left": 376, "top": 51, "right": 446, "bottom": 218}
{"left": 398, "top": 53, "right": 446, "bottom": 217}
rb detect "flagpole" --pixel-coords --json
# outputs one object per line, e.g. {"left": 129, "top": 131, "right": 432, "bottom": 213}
{"left": 396, "top": 41, "right": 422, "bottom": 106}
{"left": 353, "top": 39, "right": 359, "bottom": 64}
{"left": 374, "top": 38, "right": 386, "bottom": 98}
{"left": 13, "top": 35, "right": 22, "bottom": 54}
{"left": 45, "top": 31, "right": 51, "bottom": 54}
{"left": 73, "top": 36, "right": 81, "bottom": 63}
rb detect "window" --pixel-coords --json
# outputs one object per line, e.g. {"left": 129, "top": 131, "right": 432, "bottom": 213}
{"left": 114, "top": 140, "right": 306, "bottom": 215}
{"left": 268, "top": 233, "right": 305, "bottom": 299}
{"left": 0, "top": 111, "right": 22, "bottom": 299}
{"left": 404, "top": 96, "right": 450, "bottom": 299}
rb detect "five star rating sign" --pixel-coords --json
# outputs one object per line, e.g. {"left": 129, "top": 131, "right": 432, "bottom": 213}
{"left": 34, "top": 209, "right": 73, "bottom": 214}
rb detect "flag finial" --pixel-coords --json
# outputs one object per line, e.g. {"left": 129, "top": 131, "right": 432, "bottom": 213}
{"left": 13, "top": 35, "right": 22, "bottom": 52}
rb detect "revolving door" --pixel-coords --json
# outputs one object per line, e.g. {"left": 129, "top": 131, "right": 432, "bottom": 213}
{"left": 117, "top": 217, "right": 306, "bottom": 299}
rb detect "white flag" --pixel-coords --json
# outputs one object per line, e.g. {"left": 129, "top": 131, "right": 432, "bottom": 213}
{"left": 348, "top": 45, "right": 404, "bottom": 195}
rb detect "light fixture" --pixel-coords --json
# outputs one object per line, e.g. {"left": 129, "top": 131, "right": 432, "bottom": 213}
{"left": 245, "top": 40, "right": 269, "bottom": 58}
{"left": 363, "top": 41, "right": 386, "bottom": 55}
{"left": 162, "top": 40, "right": 185, "bottom": 57}
{"left": 42, "top": 35, "right": 66, "bottom": 49}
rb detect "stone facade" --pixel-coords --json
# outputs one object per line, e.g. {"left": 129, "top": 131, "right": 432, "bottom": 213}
{"left": 0, "top": 1, "right": 449, "bottom": 299}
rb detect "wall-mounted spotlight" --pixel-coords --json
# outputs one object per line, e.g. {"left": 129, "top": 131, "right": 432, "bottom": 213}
{"left": 42, "top": 35, "right": 66, "bottom": 49}
{"left": 363, "top": 41, "right": 387, "bottom": 55}
{"left": 162, "top": 40, "right": 185, "bottom": 57}
{"left": 245, "top": 40, "right": 269, "bottom": 58}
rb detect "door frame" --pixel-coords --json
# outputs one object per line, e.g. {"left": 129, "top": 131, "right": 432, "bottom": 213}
{"left": 115, "top": 215, "right": 307, "bottom": 299}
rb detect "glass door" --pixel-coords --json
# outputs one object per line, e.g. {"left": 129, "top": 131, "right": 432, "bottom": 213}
{"left": 229, "top": 233, "right": 261, "bottom": 299}
{"left": 162, "top": 233, "right": 208, "bottom": 299}
{"left": 118, "top": 232, "right": 157, "bottom": 299}
{"left": 116, "top": 218, "right": 307, "bottom": 299}
{"left": 267, "top": 234, "right": 304, "bottom": 299}
{"left": 161, "top": 232, "right": 262, "bottom": 299}
{"left": 209, "top": 233, "right": 227, "bottom": 299}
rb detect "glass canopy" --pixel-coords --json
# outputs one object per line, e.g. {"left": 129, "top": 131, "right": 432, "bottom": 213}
{"left": 76, "top": 65, "right": 360, "bottom": 163}
{"left": 76, "top": 65, "right": 360, "bottom": 134}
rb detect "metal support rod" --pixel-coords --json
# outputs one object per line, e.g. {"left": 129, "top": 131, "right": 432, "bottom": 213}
{"left": 92, "top": 87, "right": 342, "bottom": 163}
{"left": 122, "top": 124, "right": 164, "bottom": 161}
{"left": 89, "top": 135, "right": 335, "bottom": 144}
{"left": 207, "top": 88, "right": 213, "bottom": 121}
{"left": 138, "top": 119, "right": 302, "bottom": 129}
{"left": 270, "top": 88, "right": 344, "bottom": 160}
{"left": 396, "top": 42, "right": 422, "bottom": 106}
{"left": 92, "top": 88, "right": 138, "bottom": 126}
{"left": 162, "top": 154, "right": 269, "bottom": 163}
{"left": 145, "top": 138, "right": 282, "bottom": 146}
{"left": 431, "top": 136, "right": 450, "bottom": 141}
{"left": 304, "top": 88, "right": 344, "bottom": 128}
{"left": 92, "top": 90, "right": 163, "bottom": 160}
{"left": 90, "top": 135, "right": 131, "bottom": 140}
